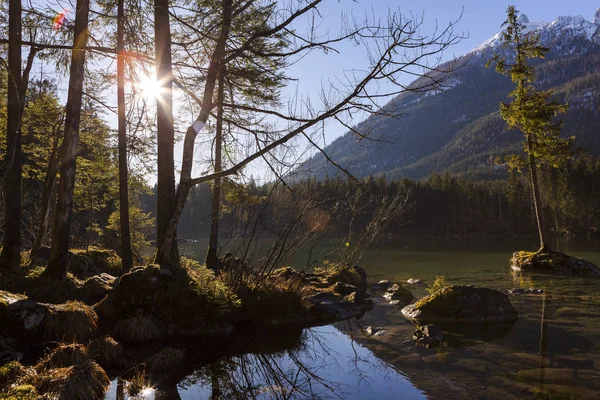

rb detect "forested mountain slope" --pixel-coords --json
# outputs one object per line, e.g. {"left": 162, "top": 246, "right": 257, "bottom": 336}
{"left": 303, "top": 10, "right": 600, "bottom": 180}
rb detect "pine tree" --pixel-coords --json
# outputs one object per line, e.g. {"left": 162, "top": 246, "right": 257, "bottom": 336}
{"left": 489, "top": 6, "right": 572, "bottom": 252}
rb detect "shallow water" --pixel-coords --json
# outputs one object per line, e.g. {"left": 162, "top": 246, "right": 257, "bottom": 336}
{"left": 120, "top": 237, "right": 600, "bottom": 399}
{"left": 105, "top": 325, "right": 425, "bottom": 399}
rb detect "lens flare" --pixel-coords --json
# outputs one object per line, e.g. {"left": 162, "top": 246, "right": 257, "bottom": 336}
{"left": 53, "top": 11, "right": 67, "bottom": 31}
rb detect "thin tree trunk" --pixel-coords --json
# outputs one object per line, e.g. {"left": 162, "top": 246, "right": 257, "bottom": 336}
{"left": 156, "top": 0, "right": 233, "bottom": 266}
{"left": 527, "top": 135, "right": 549, "bottom": 252}
{"left": 31, "top": 141, "right": 60, "bottom": 255}
{"left": 0, "top": 0, "right": 23, "bottom": 269}
{"left": 154, "top": 0, "right": 178, "bottom": 266}
{"left": 205, "top": 67, "right": 225, "bottom": 271}
{"left": 118, "top": 0, "right": 133, "bottom": 272}
{"left": 43, "top": 0, "right": 90, "bottom": 280}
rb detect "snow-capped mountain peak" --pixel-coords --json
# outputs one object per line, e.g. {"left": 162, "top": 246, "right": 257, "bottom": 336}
{"left": 471, "top": 10, "right": 600, "bottom": 57}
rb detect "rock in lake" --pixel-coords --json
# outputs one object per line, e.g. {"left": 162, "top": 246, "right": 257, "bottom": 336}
{"left": 407, "top": 278, "right": 424, "bottom": 285}
{"left": 305, "top": 292, "right": 366, "bottom": 323}
{"left": 332, "top": 281, "right": 364, "bottom": 296}
{"left": 413, "top": 324, "right": 443, "bottom": 348}
{"left": 401, "top": 285, "right": 518, "bottom": 326}
{"left": 383, "top": 283, "right": 413, "bottom": 305}
{"left": 510, "top": 250, "right": 600, "bottom": 276}
{"left": 372, "top": 280, "right": 392, "bottom": 291}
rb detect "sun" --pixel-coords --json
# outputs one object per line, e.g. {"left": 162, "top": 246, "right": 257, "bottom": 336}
{"left": 136, "top": 74, "right": 164, "bottom": 101}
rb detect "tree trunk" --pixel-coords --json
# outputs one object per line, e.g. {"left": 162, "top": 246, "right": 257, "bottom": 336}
{"left": 43, "top": 0, "right": 90, "bottom": 280}
{"left": 154, "top": 0, "right": 178, "bottom": 266}
{"left": 156, "top": 0, "right": 233, "bottom": 266}
{"left": 205, "top": 68, "right": 225, "bottom": 271}
{"left": 118, "top": 0, "right": 133, "bottom": 272}
{"left": 31, "top": 142, "right": 60, "bottom": 255}
{"left": 0, "top": 0, "right": 23, "bottom": 269}
{"left": 527, "top": 135, "right": 549, "bottom": 252}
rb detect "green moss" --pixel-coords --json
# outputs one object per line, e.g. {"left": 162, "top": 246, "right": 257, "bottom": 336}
{"left": 20, "top": 269, "right": 83, "bottom": 304}
{"left": 426, "top": 276, "right": 449, "bottom": 295}
{"left": 154, "top": 262, "right": 240, "bottom": 327}
{"left": 0, "top": 384, "right": 38, "bottom": 400}
{"left": 0, "top": 362, "right": 22, "bottom": 385}
{"left": 74, "top": 247, "right": 122, "bottom": 275}
{"left": 317, "top": 262, "right": 364, "bottom": 288}
{"left": 413, "top": 286, "right": 458, "bottom": 311}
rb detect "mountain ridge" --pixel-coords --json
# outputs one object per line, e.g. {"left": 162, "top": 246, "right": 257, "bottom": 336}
{"left": 302, "top": 9, "right": 600, "bottom": 181}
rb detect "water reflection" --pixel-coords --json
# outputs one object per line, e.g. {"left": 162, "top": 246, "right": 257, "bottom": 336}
{"left": 106, "top": 325, "right": 425, "bottom": 399}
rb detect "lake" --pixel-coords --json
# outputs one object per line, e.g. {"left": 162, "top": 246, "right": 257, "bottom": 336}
{"left": 108, "top": 237, "right": 600, "bottom": 399}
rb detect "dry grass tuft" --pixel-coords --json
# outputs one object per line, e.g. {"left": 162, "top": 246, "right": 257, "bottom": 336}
{"left": 87, "top": 335, "right": 126, "bottom": 369}
{"left": 112, "top": 316, "right": 163, "bottom": 345}
{"left": 36, "top": 359, "right": 109, "bottom": 400}
{"left": 36, "top": 343, "right": 88, "bottom": 371}
{"left": 146, "top": 347, "right": 185, "bottom": 376}
{"left": 43, "top": 301, "right": 98, "bottom": 343}
{"left": 126, "top": 367, "right": 147, "bottom": 397}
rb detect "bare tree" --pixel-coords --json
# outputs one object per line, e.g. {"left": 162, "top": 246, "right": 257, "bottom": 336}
{"left": 154, "top": 1, "right": 461, "bottom": 268}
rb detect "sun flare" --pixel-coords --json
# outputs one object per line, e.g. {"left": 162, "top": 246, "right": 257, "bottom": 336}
{"left": 137, "top": 74, "right": 164, "bottom": 101}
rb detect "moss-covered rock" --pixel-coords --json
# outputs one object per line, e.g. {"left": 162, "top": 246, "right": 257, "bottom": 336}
{"left": 81, "top": 274, "right": 116, "bottom": 305}
{"left": 73, "top": 247, "right": 121, "bottom": 276}
{"left": 95, "top": 264, "right": 239, "bottom": 338}
{"left": 1, "top": 292, "right": 98, "bottom": 346}
{"left": 401, "top": 285, "right": 518, "bottom": 327}
{"left": 510, "top": 250, "right": 600, "bottom": 276}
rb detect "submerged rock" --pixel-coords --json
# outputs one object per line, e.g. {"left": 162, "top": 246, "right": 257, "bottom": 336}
{"left": 510, "top": 250, "right": 600, "bottom": 276}
{"left": 401, "top": 285, "right": 518, "bottom": 327}
{"left": 413, "top": 324, "right": 443, "bottom": 349}
{"left": 382, "top": 283, "right": 413, "bottom": 305}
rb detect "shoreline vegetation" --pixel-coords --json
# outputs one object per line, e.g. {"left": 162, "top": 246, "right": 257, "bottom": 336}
{"left": 0, "top": 248, "right": 376, "bottom": 399}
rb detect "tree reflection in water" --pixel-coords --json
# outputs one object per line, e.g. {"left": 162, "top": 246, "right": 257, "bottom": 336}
{"left": 173, "top": 325, "right": 423, "bottom": 400}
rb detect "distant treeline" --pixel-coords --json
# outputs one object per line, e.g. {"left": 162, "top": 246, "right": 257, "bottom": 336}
{"left": 140, "top": 156, "right": 600, "bottom": 241}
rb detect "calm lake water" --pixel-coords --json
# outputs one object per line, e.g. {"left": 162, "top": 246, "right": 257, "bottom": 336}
{"left": 109, "top": 237, "right": 600, "bottom": 399}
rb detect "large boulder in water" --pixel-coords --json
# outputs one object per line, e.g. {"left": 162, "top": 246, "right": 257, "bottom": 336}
{"left": 304, "top": 292, "right": 367, "bottom": 323}
{"left": 401, "top": 285, "right": 518, "bottom": 327}
{"left": 510, "top": 250, "right": 600, "bottom": 276}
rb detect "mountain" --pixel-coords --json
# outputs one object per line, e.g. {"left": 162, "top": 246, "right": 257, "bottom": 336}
{"left": 302, "top": 9, "right": 600, "bottom": 181}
